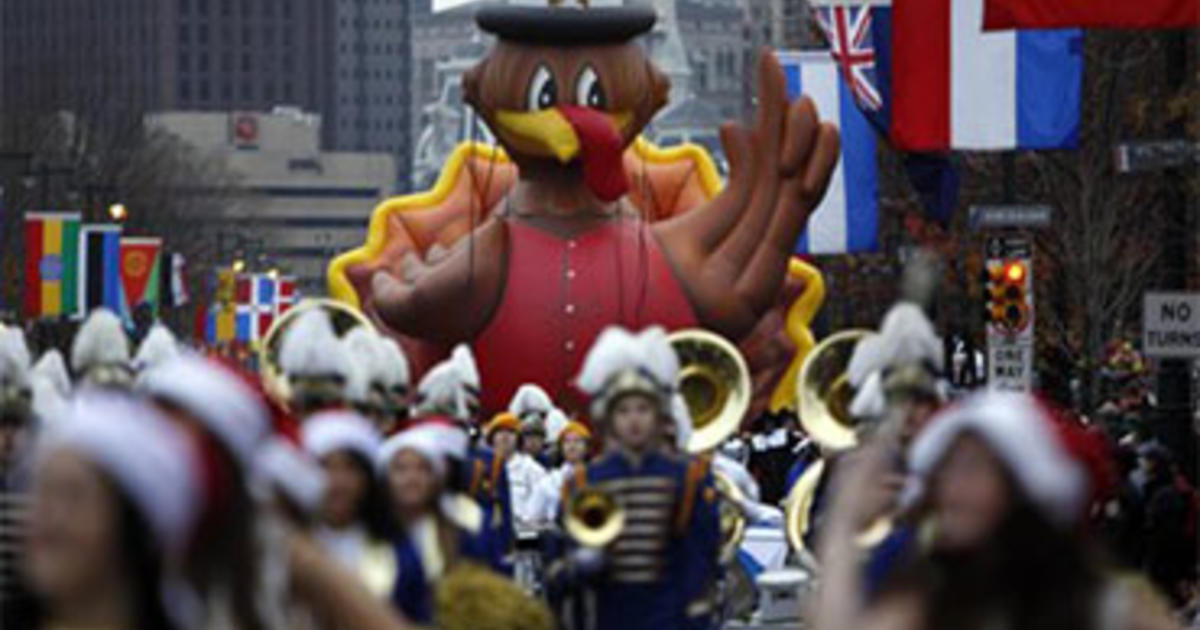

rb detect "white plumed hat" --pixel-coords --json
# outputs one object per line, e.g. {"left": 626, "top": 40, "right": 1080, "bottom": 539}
{"left": 70, "top": 309, "right": 131, "bottom": 382}
{"left": 508, "top": 384, "right": 554, "bottom": 419}
{"left": 576, "top": 326, "right": 678, "bottom": 419}
{"left": 302, "top": 409, "right": 382, "bottom": 463}
{"left": 279, "top": 308, "right": 352, "bottom": 381}
{"left": 416, "top": 344, "right": 480, "bottom": 421}
{"left": 133, "top": 324, "right": 180, "bottom": 373}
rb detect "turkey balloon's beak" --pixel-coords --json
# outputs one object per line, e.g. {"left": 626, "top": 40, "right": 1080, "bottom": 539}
{"left": 495, "top": 109, "right": 581, "bottom": 163}
{"left": 494, "top": 107, "right": 634, "bottom": 202}
{"left": 494, "top": 108, "right": 633, "bottom": 164}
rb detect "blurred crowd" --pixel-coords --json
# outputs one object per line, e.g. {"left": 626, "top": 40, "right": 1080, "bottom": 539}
{"left": 0, "top": 301, "right": 1195, "bottom": 630}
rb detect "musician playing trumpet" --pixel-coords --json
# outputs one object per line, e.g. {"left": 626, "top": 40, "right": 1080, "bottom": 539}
{"left": 549, "top": 326, "right": 720, "bottom": 630}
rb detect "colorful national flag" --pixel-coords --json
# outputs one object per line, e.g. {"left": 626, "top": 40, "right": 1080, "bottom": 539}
{"left": 780, "top": 51, "right": 878, "bottom": 255}
{"left": 24, "top": 212, "right": 81, "bottom": 318}
{"left": 79, "top": 225, "right": 124, "bottom": 316}
{"left": 891, "top": 0, "right": 1082, "bottom": 152}
{"left": 119, "top": 237, "right": 163, "bottom": 316}
{"left": 984, "top": 0, "right": 1198, "bottom": 30}
{"left": 234, "top": 274, "right": 280, "bottom": 342}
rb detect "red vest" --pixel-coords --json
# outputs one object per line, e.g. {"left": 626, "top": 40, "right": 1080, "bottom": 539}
{"left": 474, "top": 217, "right": 697, "bottom": 413}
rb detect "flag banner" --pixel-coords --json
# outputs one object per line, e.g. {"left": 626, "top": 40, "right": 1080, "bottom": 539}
{"left": 780, "top": 51, "right": 879, "bottom": 255}
{"left": 79, "top": 225, "right": 124, "bottom": 316}
{"left": 24, "top": 212, "right": 81, "bottom": 318}
{"left": 169, "top": 253, "right": 190, "bottom": 306}
{"left": 984, "top": 0, "right": 1198, "bottom": 30}
{"left": 234, "top": 274, "right": 278, "bottom": 342}
{"left": 119, "top": 237, "right": 163, "bottom": 316}
{"left": 277, "top": 276, "right": 297, "bottom": 316}
{"left": 892, "top": 0, "right": 1082, "bottom": 152}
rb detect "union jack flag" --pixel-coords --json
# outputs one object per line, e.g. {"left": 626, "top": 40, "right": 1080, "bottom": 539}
{"left": 815, "top": 6, "right": 883, "bottom": 112}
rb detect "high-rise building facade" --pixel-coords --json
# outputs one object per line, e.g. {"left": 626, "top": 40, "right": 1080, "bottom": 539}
{"left": 0, "top": 0, "right": 411, "bottom": 186}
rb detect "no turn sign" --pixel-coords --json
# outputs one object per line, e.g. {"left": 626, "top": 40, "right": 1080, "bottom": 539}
{"left": 1144, "top": 292, "right": 1200, "bottom": 358}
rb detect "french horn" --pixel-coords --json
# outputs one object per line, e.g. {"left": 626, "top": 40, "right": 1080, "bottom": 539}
{"left": 668, "top": 329, "right": 751, "bottom": 454}
{"left": 258, "top": 298, "right": 373, "bottom": 408}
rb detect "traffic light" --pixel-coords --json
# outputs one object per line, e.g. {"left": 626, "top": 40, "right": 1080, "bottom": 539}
{"left": 983, "top": 260, "right": 1030, "bottom": 332}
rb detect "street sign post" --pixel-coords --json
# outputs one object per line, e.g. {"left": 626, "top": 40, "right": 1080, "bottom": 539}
{"left": 969, "top": 205, "right": 1053, "bottom": 232}
{"left": 1144, "top": 292, "right": 1200, "bottom": 359}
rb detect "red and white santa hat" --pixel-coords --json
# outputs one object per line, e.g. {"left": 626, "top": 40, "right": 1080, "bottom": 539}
{"left": 301, "top": 409, "right": 382, "bottom": 463}
{"left": 138, "top": 353, "right": 270, "bottom": 466}
{"left": 38, "top": 392, "right": 203, "bottom": 557}
{"left": 901, "top": 390, "right": 1089, "bottom": 528}
{"left": 376, "top": 417, "right": 469, "bottom": 479}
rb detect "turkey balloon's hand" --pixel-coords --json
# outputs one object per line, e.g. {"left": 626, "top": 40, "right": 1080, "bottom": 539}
{"left": 656, "top": 50, "right": 840, "bottom": 338}
{"left": 368, "top": 219, "right": 506, "bottom": 344}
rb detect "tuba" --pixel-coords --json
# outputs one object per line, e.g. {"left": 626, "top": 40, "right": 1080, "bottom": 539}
{"left": 668, "top": 329, "right": 751, "bottom": 454}
{"left": 258, "top": 298, "right": 373, "bottom": 407}
{"left": 564, "top": 488, "right": 625, "bottom": 547}
{"left": 785, "top": 329, "right": 892, "bottom": 561}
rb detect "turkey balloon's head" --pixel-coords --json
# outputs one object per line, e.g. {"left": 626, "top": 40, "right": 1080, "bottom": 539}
{"left": 464, "top": 5, "right": 670, "bottom": 202}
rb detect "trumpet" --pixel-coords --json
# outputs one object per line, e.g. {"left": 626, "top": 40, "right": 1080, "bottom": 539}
{"left": 564, "top": 488, "right": 625, "bottom": 548}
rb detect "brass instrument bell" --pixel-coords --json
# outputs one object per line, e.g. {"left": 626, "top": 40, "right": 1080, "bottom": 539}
{"left": 668, "top": 329, "right": 751, "bottom": 454}
{"left": 564, "top": 488, "right": 625, "bottom": 547}
{"left": 796, "top": 329, "right": 874, "bottom": 451}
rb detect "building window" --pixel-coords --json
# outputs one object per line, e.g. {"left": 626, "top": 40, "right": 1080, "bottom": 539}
{"left": 198, "top": 53, "right": 209, "bottom": 72}
{"left": 241, "top": 80, "right": 253, "bottom": 99}
{"left": 241, "top": 53, "right": 252, "bottom": 72}
{"left": 221, "top": 80, "right": 232, "bottom": 100}
{"left": 283, "top": 82, "right": 294, "bottom": 100}
{"left": 263, "top": 25, "right": 274, "bottom": 46}
{"left": 179, "top": 52, "right": 190, "bottom": 71}
{"left": 179, "top": 80, "right": 191, "bottom": 100}
{"left": 179, "top": 24, "right": 189, "bottom": 43}
{"left": 243, "top": 25, "right": 252, "bottom": 44}
{"left": 221, "top": 0, "right": 232, "bottom": 16}
{"left": 197, "top": 0, "right": 208, "bottom": 15}
{"left": 198, "top": 81, "right": 210, "bottom": 101}
{"left": 265, "top": 82, "right": 276, "bottom": 100}
{"left": 222, "top": 52, "right": 233, "bottom": 72}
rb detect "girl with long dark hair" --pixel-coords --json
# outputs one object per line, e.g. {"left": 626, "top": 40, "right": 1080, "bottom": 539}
{"left": 301, "top": 410, "right": 396, "bottom": 596}
{"left": 813, "top": 391, "right": 1180, "bottom": 630}
{"left": 16, "top": 394, "right": 201, "bottom": 630}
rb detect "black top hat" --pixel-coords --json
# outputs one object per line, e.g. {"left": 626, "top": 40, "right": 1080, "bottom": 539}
{"left": 475, "top": 4, "right": 656, "bottom": 46}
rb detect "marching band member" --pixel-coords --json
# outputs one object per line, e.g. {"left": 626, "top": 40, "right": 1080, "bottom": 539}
{"left": 509, "top": 384, "right": 555, "bottom": 466}
{"left": 301, "top": 410, "right": 395, "bottom": 597}
{"left": 14, "top": 394, "right": 203, "bottom": 630}
{"left": 342, "top": 327, "right": 410, "bottom": 436}
{"left": 552, "top": 326, "right": 721, "bottom": 630}
{"left": 487, "top": 412, "right": 547, "bottom": 537}
{"left": 415, "top": 346, "right": 515, "bottom": 568}
{"left": 279, "top": 308, "right": 354, "bottom": 419}
{"left": 70, "top": 309, "right": 133, "bottom": 390}
{"left": 132, "top": 323, "right": 180, "bottom": 374}
{"left": 376, "top": 337, "right": 412, "bottom": 434}
{"left": 378, "top": 421, "right": 491, "bottom": 624}
{"left": 530, "top": 420, "right": 593, "bottom": 526}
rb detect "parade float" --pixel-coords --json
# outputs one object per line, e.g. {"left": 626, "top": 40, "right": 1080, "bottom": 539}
{"left": 326, "top": 1, "right": 840, "bottom": 417}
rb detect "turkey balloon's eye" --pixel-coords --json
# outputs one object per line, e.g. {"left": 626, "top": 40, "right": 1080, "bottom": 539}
{"left": 575, "top": 66, "right": 607, "bottom": 109}
{"left": 526, "top": 65, "right": 557, "bottom": 111}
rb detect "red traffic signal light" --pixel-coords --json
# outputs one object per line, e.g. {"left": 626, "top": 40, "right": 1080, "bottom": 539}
{"left": 1003, "top": 261, "right": 1027, "bottom": 284}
